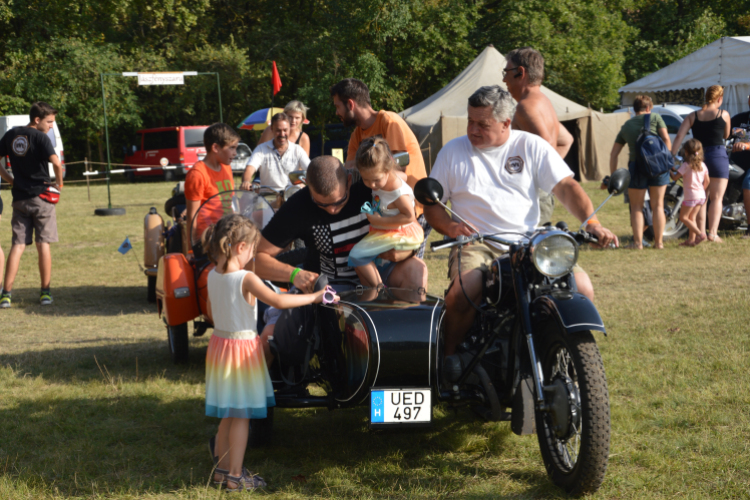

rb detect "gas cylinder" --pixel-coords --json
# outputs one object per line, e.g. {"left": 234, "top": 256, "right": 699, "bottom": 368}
{"left": 144, "top": 207, "right": 165, "bottom": 268}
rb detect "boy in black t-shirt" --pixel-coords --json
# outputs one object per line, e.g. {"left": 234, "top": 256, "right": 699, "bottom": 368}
{"left": 0, "top": 102, "right": 63, "bottom": 307}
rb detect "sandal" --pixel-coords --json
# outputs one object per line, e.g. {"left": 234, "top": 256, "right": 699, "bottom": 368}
{"left": 707, "top": 233, "right": 723, "bottom": 243}
{"left": 212, "top": 467, "right": 253, "bottom": 487}
{"left": 225, "top": 471, "right": 267, "bottom": 492}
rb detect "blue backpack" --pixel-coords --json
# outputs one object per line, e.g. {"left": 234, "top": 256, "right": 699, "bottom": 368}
{"left": 636, "top": 113, "right": 673, "bottom": 178}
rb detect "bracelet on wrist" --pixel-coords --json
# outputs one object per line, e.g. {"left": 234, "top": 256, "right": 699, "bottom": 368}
{"left": 289, "top": 267, "right": 301, "bottom": 284}
{"left": 587, "top": 218, "right": 601, "bottom": 226}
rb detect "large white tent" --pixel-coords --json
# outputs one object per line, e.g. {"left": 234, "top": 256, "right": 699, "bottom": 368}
{"left": 400, "top": 46, "right": 628, "bottom": 181}
{"left": 619, "top": 36, "right": 750, "bottom": 117}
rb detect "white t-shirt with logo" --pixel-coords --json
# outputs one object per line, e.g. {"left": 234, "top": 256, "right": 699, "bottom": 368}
{"left": 247, "top": 140, "right": 310, "bottom": 191}
{"left": 429, "top": 130, "right": 573, "bottom": 241}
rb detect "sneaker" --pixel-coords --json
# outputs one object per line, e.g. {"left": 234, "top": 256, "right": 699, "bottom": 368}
{"left": 0, "top": 292, "right": 10, "bottom": 309}
{"left": 40, "top": 290, "right": 53, "bottom": 306}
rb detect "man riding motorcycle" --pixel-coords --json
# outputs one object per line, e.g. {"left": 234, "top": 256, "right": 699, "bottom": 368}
{"left": 423, "top": 86, "right": 618, "bottom": 356}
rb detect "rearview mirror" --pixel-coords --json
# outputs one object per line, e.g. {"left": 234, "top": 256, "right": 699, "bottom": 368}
{"left": 414, "top": 178, "right": 443, "bottom": 206}
{"left": 607, "top": 168, "right": 630, "bottom": 196}
{"left": 288, "top": 170, "right": 307, "bottom": 185}
{"left": 393, "top": 152, "right": 410, "bottom": 168}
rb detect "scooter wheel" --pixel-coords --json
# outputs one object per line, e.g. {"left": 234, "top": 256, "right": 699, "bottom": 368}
{"left": 167, "top": 323, "right": 189, "bottom": 363}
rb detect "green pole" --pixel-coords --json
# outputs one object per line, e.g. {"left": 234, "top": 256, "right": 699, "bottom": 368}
{"left": 216, "top": 72, "right": 223, "bottom": 123}
{"left": 100, "top": 73, "right": 113, "bottom": 209}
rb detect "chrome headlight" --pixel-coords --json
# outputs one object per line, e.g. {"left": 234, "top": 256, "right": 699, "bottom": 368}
{"left": 530, "top": 231, "right": 578, "bottom": 278}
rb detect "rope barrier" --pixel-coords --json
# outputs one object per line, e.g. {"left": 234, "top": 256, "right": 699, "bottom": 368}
{"left": 83, "top": 165, "right": 179, "bottom": 176}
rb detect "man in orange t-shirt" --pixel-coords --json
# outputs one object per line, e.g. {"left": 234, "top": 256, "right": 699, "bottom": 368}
{"left": 330, "top": 78, "right": 431, "bottom": 256}
{"left": 184, "top": 123, "right": 238, "bottom": 244}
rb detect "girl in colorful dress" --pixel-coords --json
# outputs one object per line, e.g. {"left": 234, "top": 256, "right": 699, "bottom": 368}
{"left": 348, "top": 136, "right": 424, "bottom": 287}
{"left": 670, "top": 138, "right": 710, "bottom": 246}
{"left": 202, "top": 214, "right": 333, "bottom": 491}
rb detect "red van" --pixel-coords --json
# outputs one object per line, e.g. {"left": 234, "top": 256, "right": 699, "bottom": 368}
{"left": 124, "top": 126, "right": 208, "bottom": 180}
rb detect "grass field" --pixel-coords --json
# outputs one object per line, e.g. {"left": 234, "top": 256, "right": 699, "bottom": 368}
{"left": 0, "top": 179, "right": 749, "bottom": 499}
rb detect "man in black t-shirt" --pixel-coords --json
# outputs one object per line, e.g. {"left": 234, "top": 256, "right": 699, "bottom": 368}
{"left": 0, "top": 102, "right": 63, "bottom": 307}
{"left": 255, "top": 155, "right": 428, "bottom": 363}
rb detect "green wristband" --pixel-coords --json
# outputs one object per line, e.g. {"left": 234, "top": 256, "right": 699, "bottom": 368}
{"left": 289, "top": 267, "right": 301, "bottom": 284}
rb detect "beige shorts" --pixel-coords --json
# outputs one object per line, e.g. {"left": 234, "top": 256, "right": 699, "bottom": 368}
{"left": 11, "top": 197, "right": 58, "bottom": 245}
{"left": 447, "top": 241, "right": 583, "bottom": 280}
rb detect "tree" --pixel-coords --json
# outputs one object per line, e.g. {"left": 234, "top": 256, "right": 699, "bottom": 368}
{"left": 473, "top": 0, "right": 636, "bottom": 109}
{"left": 0, "top": 38, "right": 141, "bottom": 163}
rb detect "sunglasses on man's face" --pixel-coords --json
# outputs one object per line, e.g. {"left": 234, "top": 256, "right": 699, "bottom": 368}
{"left": 311, "top": 183, "right": 349, "bottom": 208}
{"left": 502, "top": 66, "right": 521, "bottom": 76}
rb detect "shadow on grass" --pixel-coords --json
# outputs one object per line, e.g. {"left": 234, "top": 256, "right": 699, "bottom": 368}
{"left": 0, "top": 387, "right": 556, "bottom": 498}
{"left": 0, "top": 337, "right": 209, "bottom": 385}
{"left": 8, "top": 285, "right": 154, "bottom": 317}
{"left": 0, "top": 336, "right": 556, "bottom": 497}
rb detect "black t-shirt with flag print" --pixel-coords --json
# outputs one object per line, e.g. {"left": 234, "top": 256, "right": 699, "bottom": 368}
{"left": 0, "top": 126, "right": 56, "bottom": 201}
{"left": 262, "top": 182, "right": 371, "bottom": 280}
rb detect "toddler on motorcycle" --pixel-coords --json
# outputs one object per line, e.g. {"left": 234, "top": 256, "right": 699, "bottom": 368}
{"left": 671, "top": 138, "right": 710, "bottom": 246}
{"left": 201, "top": 214, "right": 334, "bottom": 491}
{"left": 348, "top": 136, "right": 424, "bottom": 287}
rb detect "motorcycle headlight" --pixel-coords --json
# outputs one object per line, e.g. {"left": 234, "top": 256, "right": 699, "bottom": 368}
{"left": 530, "top": 231, "right": 578, "bottom": 278}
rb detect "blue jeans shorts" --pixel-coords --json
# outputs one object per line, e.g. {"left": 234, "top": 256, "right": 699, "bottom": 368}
{"left": 628, "top": 161, "right": 670, "bottom": 190}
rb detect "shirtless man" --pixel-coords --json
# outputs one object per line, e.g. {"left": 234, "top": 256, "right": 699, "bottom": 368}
{"left": 503, "top": 47, "right": 574, "bottom": 224}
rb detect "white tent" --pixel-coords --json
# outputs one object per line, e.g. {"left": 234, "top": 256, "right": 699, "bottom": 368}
{"left": 400, "top": 46, "right": 628, "bottom": 181}
{"left": 619, "top": 36, "right": 750, "bottom": 117}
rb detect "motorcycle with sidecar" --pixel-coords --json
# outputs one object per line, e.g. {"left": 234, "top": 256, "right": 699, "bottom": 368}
{"left": 147, "top": 166, "right": 628, "bottom": 497}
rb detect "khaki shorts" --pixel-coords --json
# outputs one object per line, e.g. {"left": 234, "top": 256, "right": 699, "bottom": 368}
{"left": 447, "top": 241, "right": 583, "bottom": 280}
{"left": 12, "top": 197, "right": 58, "bottom": 245}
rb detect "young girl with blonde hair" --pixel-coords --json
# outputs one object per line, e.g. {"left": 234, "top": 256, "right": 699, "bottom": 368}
{"left": 202, "top": 214, "right": 333, "bottom": 491}
{"left": 347, "top": 136, "right": 424, "bottom": 287}
{"left": 670, "top": 138, "right": 710, "bottom": 246}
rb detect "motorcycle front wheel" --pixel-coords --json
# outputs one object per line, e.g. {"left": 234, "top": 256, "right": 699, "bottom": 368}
{"left": 535, "top": 330, "right": 610, "bottom": 497}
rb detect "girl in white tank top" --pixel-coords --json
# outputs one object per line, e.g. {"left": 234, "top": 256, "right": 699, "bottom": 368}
{"left": 348, "top": 136, "right": 424, "bottom": 286}
{"left": 202, "top": 214, "right": 335, "bottom": 491}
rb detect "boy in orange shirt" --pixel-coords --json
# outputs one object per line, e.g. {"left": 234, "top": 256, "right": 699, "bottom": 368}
{"left": 185, "top": 123, "right": 238, "bottom": 243}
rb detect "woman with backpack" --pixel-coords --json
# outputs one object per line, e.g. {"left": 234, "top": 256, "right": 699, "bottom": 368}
{"left": 609, "top": 95, "right": 673, "bottom": 249}
{"left": 671, "top": 85, "right": 731, "bottom": 243}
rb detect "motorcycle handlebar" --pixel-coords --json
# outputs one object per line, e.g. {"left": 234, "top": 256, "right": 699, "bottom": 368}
{"left": 430, "top": 230, "right": 600, "bottom": 251}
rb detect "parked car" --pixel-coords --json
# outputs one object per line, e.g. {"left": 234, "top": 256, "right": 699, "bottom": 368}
{"left": 614, "top": 103, "right": 700, "bottom": 147}
{"left": 230, "top": 142, "right": 252, "bottom": 174}
{"left": 124, "top": 126, "right": 208, "bottom": 181}
{"left": 0, "top": 115, "right": 66, "bottom": 180}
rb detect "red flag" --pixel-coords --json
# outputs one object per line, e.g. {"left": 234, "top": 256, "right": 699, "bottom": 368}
{"left": 271, "top": 61, "right": 282, "bottom": 96}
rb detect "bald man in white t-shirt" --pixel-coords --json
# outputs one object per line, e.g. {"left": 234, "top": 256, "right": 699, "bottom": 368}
{"left": 424, "top": 86, "right": 618, "bottom": 356}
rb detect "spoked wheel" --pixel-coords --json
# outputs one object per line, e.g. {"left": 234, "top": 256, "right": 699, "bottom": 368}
{"left": 535, "top": 331, "right": 610, "bottom": 497}
{"left": 646, "top": 183, "right": 687, "bottom": 241}
{"left": 167, "top": 323, "right": 189, "bottom": 363}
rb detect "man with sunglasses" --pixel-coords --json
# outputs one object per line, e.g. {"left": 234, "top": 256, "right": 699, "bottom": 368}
{"left": 254, "top": 156, "right": 428, "bottom": 363}
{"left": 503, "top": 47, "right": 574, "bottom": 225}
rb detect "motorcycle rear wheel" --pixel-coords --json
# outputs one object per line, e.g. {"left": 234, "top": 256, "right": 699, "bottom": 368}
{"left": 535, "top": 330, "right": 610, "bottom": 497}
{"left": 645, "top": 185, "right": 688, "bottom": 241}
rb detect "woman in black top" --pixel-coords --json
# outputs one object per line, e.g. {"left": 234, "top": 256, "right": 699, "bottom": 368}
{"left": 672, "top": 85, "right": 731, "bottom": 242}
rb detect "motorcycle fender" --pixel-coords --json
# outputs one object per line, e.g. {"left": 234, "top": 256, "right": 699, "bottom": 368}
{"left": 530, "top": 293, "right": 606, "bottom": 335}
{"left": 159, "top": 253, "right": 200, "bottom": 327}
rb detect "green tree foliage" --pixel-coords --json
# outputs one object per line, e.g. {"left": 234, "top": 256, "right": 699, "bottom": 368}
{"left": 0, "top": 0, "right": 743, "bottom": 166}
{"left": 622, "top": 1, "right": 726, "bottom": 82}
{"left": 474, "top": 0, "right": 636, "bottom": 109}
